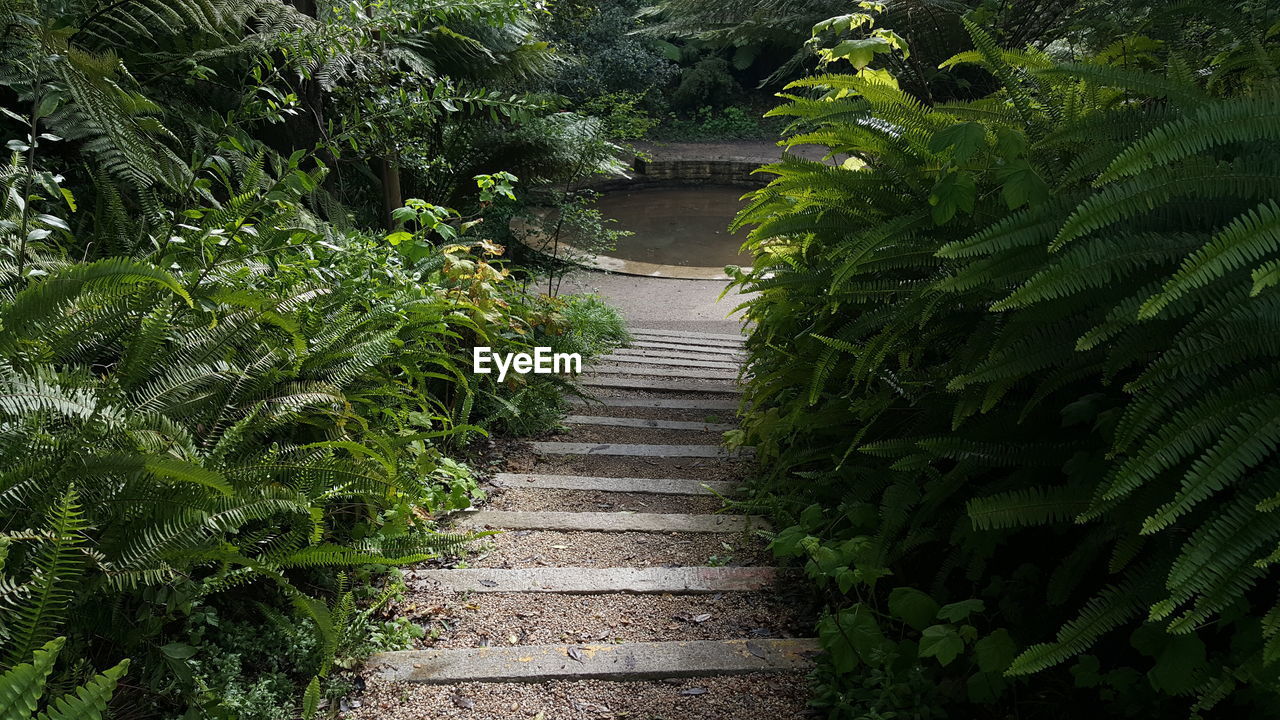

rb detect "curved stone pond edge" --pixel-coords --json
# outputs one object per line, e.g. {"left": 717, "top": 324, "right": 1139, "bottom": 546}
{"left": 514, "top": 158, "right": 767, "bottom": 281}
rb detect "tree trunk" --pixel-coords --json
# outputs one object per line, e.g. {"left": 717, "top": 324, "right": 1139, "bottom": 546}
{"left": 381, "top": 155, "right": 403, "bottom": 231}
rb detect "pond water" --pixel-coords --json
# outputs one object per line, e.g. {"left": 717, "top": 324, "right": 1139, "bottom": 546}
{"left": 592, "top": 186, "right": 753, "bottom": 268}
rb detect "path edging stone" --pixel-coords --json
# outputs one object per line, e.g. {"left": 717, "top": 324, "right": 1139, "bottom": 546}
{"left": 457, "top": 509, "right": 770, "bottom": 533}
{"left": 409, "top": 566, "right": 785, "bottom": 593}
{"left": 368, "top": 638, "right": 820, "bottom": 684}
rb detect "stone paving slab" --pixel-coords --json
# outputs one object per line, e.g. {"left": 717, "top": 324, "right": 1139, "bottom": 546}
{"left": 581, "top": 376, "right": 742, "bottom": 395}
{"left": 494, "top": 472, "right": 739, "bottom": 495}
{"left": 457, "top": 510, "right": 770, "bottom": 533}
{"left": 569, "top": 396, "right": 740, "bottom": 410}
{"left": 600, "top": 353, "right": 740, "bottom": 370}
{"left": 591, "top": 364, "right": 740, "bottom": 381}
{"left": 610, "top": 348, "right": 746, "bottom": 365}
{"left": 368, "top": 638, "right": 820, "bottom": 683}
{"left": 408, "top": 566, "right": 784, "bottom": 593}
{"left": 530, "top": 442, "right": 750, "bottom": 458}
{"left": 629, "top": 340, "right": 746, "bottom": 356}
{"left": 563, "top": 415, "right": 736, "bottom": 431}
{"left": 629, "top": 329, "right": 745, "bottom": 345}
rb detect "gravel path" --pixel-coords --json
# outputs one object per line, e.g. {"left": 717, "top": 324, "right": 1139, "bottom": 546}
{"left": 486, "top": 488, "right": 727, "bottom": 514}
{"left": 408, "top": 591, "right": 807, "bottom": 648}
{"left": 542, "top": 425, "right": 728, "bottom": 446}
{"left": 464, "top": 530, "right": 770, "bottom": 569}
{"left": 348, "top": 674, "right": 815, "bottom": 720}
{"left": 566, "top": 404, "right": 737, "bottom": 423}
{"left": 526, "top": 455, "right": 750, "bottom": 481}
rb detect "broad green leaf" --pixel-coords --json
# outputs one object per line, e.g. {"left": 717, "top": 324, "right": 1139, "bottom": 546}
{"left": 930, "top": 122, "right": 986, "bottom": 164}
{"left": 919, "top": 624, "right": 965, "bottom": 666}
{"left": 937, "top": 598, "right": 985, "bottom": 622}
{"left": 974, "top": 629, "right": 1017, "bottom": 673}
{"left": 888, "top": 586, "right": 940, "bottom": 631}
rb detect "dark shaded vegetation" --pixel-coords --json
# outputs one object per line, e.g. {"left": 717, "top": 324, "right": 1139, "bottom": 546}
{"left": 0, "top": 1, "right": 626, "bottom": 717}
{"left": 727, "top": 1, "right": 1280, "bottom": 717}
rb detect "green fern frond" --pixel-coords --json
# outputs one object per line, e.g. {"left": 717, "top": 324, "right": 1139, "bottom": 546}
{"left": 967, "top": 486, "right": 1091, "bottom": 531}
{"left": 1006, "top": 578, "right": 1150, "bottom": 675}
{"left": 1139, "top": 201, "right": 1280, "bottom": 318}
{"left": 1100, "top": 97, "right": 1280, "bottom": 183}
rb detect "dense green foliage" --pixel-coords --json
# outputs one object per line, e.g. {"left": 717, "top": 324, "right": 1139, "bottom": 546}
{"left": 731, "top": 3, "right": 1280, "bottom": 717}
{"left": 0, "top": 0, "right": 626, "bottom": 716}
{"left": 1, "top": 638, "right": 129, "bottom": 720}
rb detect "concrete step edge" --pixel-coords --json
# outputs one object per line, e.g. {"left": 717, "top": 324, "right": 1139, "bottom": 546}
{"left": 628, "top": 328, "right": 747, "bottom": 343}
{"left": 628, "top": 341, "right": 745, "bottom": 356}
{"left": 529, "top": 442, "right": 752, "bottom": 458}
{"left": 600, "top": 354, "right": 741, "bottom": 371}
{"left": 562, "top": 415, "right": 736, "bottom": 432}
{"left": 494, "top": 472, "right": 740, "bottom": 496}
{"left": 456, "top": 510, "right": 770, "bottom": 533}
{"left": 368, "top": 638, "right": 821, "bottom": 684}
{"left": 581, "top": 376, "right": 742, "bottom": 395}
{"left": 408, "top": 566, "right": 786, "bottom": 593}
{"left": 611, "top": 347, "right": 746, "bottom": 362}
{"left": 568, "top": 396, "right": 740, "bottom": 411}
{"left": 590, "top": 364, "right": 740, "bottom": 381}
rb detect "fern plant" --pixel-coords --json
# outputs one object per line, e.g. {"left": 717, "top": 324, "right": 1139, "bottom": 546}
{"left": 734, "top": 7, "right": 1280, "bottom": 716}
{"left": 0, "top": 638, "right": 128, "bottom": 720}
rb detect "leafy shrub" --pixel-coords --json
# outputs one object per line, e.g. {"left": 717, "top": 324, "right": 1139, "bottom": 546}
{"left": 577, "top": 92, "right": 663, "bottom": 140}
{"left": 671, "top": 56, "right": 745, "bottom": 110}
{"left": 732, "top": 10, "right": 1280, "bottom": 718}
{"left": 657, "top": 106, "right": 775, "bottom": 140}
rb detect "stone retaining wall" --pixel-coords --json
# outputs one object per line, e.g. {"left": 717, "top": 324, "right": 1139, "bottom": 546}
{"left": 578, "top": 158, "right": 769, "bottom": 193}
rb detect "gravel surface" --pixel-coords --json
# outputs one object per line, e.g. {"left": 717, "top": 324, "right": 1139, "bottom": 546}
{"left": 544, "top": 426, "right": 728, "bottom": 446}
{"left": 487, "top": 488, "right": 728, "bottom": 514}
{"left": 568, "top": 404, "right": 739, "bottom": 424}
{"left": 528, "top": 455, "right": 750, "bottom": 481}
{"left": 346, "top": 673, "right": 816, "bottom": 720}
{"left": 558, "top": 273, "right": 753, "bottom": 337}
{"left": 466, "top": 530, "right": 770, "bottom": 569}
{"left": 406, "top": 591, "right": 808, "bottom": 648}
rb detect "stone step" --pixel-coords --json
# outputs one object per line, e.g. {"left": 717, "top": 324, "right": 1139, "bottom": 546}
{"left": 600, "top": 353, "right": 740, "bottom": 370}
{"left": 495, "top": 472, "right": 739, "bottom": 495}
{"left": 529, "top": 442, "right": 750, "bottom": 458}
{"left": 563, "top": 415, "right": 736, "bottom": 432}
{"left": 611, "top": 346, "right": 746, "bottom": 363}
{"left": 369, "top": 638, "right": 819, "bottom": 684}
{"left": 581, "top": 376, "right": 741, "bottom": 395}
{"left": 629, "top": 328, "right": 746, "bottom": 342}
{"left": 629, "top": 329, "right": 746, "bottom": 346}
{"left": 629, "top": 340, "right": 746, "bottom": 357}
{"left": 569, "top": 395, "right": 739, "bottom": 410}
{"left": 409, "top": 566, "right": 783, "bottom": 594}
{"left": 457, "top": 510, "right": 770, "bottom": 533}
{"left": 591, "top": 364, "right": 740, "bottom": 381}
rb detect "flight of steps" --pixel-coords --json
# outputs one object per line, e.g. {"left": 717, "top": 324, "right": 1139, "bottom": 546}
{"left": 360, "top": 328, "right": 817, "bottom": 718}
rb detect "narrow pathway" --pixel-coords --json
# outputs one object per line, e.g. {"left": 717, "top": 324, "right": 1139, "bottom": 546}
{"left": 352, "top": 327, "right": 816, "bottom": 719}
